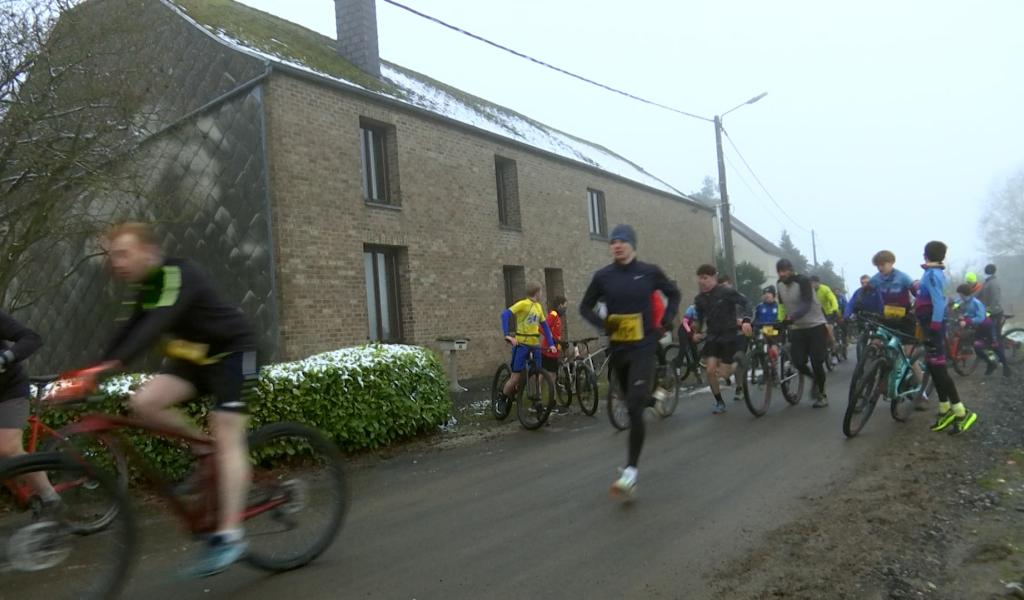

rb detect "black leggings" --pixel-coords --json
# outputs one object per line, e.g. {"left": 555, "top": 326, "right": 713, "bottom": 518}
{"left": 789, "top": 325, "right": 828, "bottom": 394}
{"left": 611, "top": 348, "right": 657, "bottom": 468}
{"left": 922, "top": 322, "right": 962, "bottom": 405}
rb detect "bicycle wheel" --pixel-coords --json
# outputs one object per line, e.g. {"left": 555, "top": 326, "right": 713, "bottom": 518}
{"left": 892, "top": 364, "right": 932, "bottom": 423}
{"left": 780, "top": 350, "right": 805, "bottom": 405}
{"left": 575, "top": 362, "right": 599, "bottom": 416}
{"left": 1001, "top": 328, "right": 1024, "bottom": 365}
{"left": 244, "top": 422, "right": 348, "bottom": 572}
{"left": 490, "top": 363, "right": 513, "bottom": 420}
{"left": 658, "top": 345, "right": 681, "bottom": 417}
{"left": 673, "top": 343, "right": 695, "bottom": 383}
{"left": 606, "top": 370, "right": 629, "bottom": 431}
{"left": 844, "top": 358, "right": 886, "bottom": 438}
{"left": 41, "top": 428, "right": 128, "bottom": 534}
{"left": 744, "top": 351, "right": 772, "bottom": 417}
{"left": 0, "top": 452, "right": 135, "bottom": 600}
{"left": 554, "top": 363, "right": 573, "bottom": 407}
{"left": 517, "top": 373, "right": 554, "bottom": 430}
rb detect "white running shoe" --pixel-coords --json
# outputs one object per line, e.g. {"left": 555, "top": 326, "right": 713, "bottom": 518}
{"left": 610, "top": 468, "right": 637, "bottom": 499}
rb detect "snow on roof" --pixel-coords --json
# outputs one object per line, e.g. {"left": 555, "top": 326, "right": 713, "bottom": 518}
{"left": 165, "top": 0, "right": 688, "bottom": 199}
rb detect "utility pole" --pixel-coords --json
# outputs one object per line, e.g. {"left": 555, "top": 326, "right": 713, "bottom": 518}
{"left": 812, "top": 229, "right": 818, "bottom": 268}
{"left": 714, "top": 115, "right": 737, "bottom": 284}
{"left": 711, "top": 92, "right": 767, "bottom": 285}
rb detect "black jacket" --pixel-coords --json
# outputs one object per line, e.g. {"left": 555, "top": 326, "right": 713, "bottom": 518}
{"left": 580, "top": 259, "right": 680, "bottom": 351}
{"left": 0, "top": 309, "right": 42, "bottom": 395}
{"left": 103, "top": 258, "right": 255, "bottom": 365}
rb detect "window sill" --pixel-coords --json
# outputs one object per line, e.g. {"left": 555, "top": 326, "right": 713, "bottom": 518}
{"left": 499, "top": 224, "right": 523, "bottom": 232}
{"left": 365, "top": 201, "right": 402, "bottom": 211}
{"left": 590, "top": 233, "right": 609, "bottom": 241}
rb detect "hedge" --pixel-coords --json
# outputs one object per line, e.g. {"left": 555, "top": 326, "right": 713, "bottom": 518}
{"left": 37, "top": 344, "right": 451, "bottom": 479}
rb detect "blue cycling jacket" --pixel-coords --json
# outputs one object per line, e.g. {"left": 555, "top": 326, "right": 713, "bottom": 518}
{"left": 869, "top": 269, "right": 914, "bottom": 308}
{"left": 958, "top": 295, "right": 986, "bottom": 324}
{"left": 753, "top": 301, "right": 780, "bottom": 326}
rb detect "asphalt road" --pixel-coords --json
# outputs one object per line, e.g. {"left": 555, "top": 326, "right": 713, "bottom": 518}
{"left": 111, "top": 360, "right": 905, "bottom": 599}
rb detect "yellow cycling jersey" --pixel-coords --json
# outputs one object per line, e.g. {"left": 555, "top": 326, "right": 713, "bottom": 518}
{"left": 816, "top": 284, "right": 839, "bottom": 316}
{"left": 507, "top": 299, "right": 546, "bottom": 345}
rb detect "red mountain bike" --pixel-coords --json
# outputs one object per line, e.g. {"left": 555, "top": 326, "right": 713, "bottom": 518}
{"left": 0, "top": 367, "right": 348, "bottom": 600}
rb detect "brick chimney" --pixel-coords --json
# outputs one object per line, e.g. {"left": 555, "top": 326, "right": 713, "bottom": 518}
{"left": 335, "top": 0, "right": 381, "bottom": 78}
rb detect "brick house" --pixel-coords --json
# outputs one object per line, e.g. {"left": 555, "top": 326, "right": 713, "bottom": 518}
{"left": 28, "top": 0, "right": 720, "bottom": 378}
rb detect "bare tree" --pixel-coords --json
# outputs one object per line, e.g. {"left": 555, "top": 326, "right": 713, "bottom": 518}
{"left": 982, "top": 167, "right": 1024, "bottom": 258}
{"left": 0, "top": 0, "right": 154, "bottom": 311}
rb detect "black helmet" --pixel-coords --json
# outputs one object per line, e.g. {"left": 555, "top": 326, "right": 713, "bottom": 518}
{"left": 762, "top": 285, "right": 776, "bottom": 296}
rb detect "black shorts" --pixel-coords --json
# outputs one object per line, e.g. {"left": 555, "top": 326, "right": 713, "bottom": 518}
{"left": 162, "top": 351, "right": 257, "bottom": 414}
{"left": 882, "top": 317, "right": 917, "bottom": 340}
{"left": 701, "top": 335, "right": 738, "bottom": 364}
{"left": 541, "top": 355, "right": 560, "bottom": 373}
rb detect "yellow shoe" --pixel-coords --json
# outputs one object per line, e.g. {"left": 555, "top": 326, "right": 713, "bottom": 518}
{"left": 948, "top": 410, "right": 977, "bottom": 435}
{"left": 930, "top": 410, "right": 955, "bottom": 432}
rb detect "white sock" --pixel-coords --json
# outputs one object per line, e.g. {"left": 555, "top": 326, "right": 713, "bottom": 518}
{"left": 622, "top": 466, "right": 638, "bottom": 482}
{"left": 214, "top": 528, "right": 244, "bottom": 544}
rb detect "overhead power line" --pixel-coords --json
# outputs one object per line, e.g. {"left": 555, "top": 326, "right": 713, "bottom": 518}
{"left": 722, "top": 153, "right": 789, "bottom": 232}
{"left": 381, "top": 0, "right": 712, "bottom": 123}
{"left": 721, "top": 127, "right": 810, "bottom": 234}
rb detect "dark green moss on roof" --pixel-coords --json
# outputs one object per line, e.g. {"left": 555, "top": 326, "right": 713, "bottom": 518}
{"left": 171, "top": 0, "right": 396, "bottom": 94}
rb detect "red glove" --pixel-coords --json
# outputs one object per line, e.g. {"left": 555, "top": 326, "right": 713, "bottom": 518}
{"left": 929, "top": 321, "right": 942, "bottom": 332}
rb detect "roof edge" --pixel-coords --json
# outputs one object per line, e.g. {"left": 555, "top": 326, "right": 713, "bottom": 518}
{"left": 269, "top": 61, "right": 714, "bottom": 213}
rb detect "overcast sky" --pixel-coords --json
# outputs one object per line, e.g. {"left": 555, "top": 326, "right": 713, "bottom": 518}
{"left": 238, "top": 0, "right": 1023, "bottom": 287}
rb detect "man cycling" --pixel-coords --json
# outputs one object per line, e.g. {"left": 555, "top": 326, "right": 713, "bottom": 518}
{"left": 810, "top": 275, "right": 840, "bottom": 351}
{"left": 955, "top": 284, "right": 1010, "bottom": 377}
{"left": 776, "top": 259, "right": 829, "bottom": 407}
{"left": 693, "top": 265, "right": 751, "bottom": 413}
{"left": 500, "top": 284, "right": 557, "bottom": 404}
{"left": 89, "top": 223, "right": 257, "bottom": 577}
{"left": 580, "top": 224, "right": 679, "bottom": 499}
{"left": 868, "top": 250, "right": 924, "bottom": 386}
{"left": 0, "top": 310, "right": 59, "bottom": 510}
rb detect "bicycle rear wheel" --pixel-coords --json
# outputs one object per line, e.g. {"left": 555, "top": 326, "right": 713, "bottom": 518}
{"left": 555, "top": 363, "right": 574, "bottom": 407}
{"left": 744, "top": 352, "right": 772, "bottom": 417}
{"left": 244, "top": 422, "right": 348, "bottom": 572}
{"left": 42, "top": 428, "right": 128, "bottom": 534}
{"left": 844, "top": 358, "right": 886, "bottom": 438}
{"left": 606, "top": 370, "right": 629, "bottom": 431}
{"left": 891, "top": 349, "right": 931, "bottom": 422}
{"left": 657, "top": 345, "right": 681, "bottom": 417}
{"left": 0, "top": 452, "right": 135, "bottom": 600}
{"left": 490, "top": 364, "right": 513, "bottom": 420}
{"left": 1001, "top": 328, "right": 1024, "bottom": 365}
{"left": 780, "top": 350, "right": 805, "bottom": 405}
{"left": 516, "top": 373, "right": 554, "bottom": 430}
{"left": 575, "top": 362, "right": 599, "bottom": 416}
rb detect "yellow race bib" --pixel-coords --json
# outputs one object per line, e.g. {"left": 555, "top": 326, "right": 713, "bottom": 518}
{"left": 608, "top": 313, "right": 643, "bottom": 342}
{"left": 165, "top": 339, "right": 213, "bottom": 364}
{"left": 762, "top": 326, "right": 778, "bottom": 337}
{"left": 883, "top": 305, "right": 907, "bottom": 320}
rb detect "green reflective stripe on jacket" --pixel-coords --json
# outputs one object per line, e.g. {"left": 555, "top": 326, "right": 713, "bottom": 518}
{"left": 141, "top": 265, "right": 182, "bottom": 309}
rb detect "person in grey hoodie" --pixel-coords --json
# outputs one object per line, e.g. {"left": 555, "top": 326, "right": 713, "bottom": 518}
{"left": 978, "top": 264, "right": 1004, "bottom": 332}
{"left": 775, "top": 259, "right": 830, "bottom": 407}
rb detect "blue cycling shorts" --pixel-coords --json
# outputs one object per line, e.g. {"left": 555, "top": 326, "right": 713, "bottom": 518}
{"left": 510, "top": 344, "right": 541, "bottom": 373}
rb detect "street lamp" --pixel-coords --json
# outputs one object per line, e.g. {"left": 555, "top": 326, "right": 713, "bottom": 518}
{"left": 715, "top": 92, "right": 767, "bottom": 284}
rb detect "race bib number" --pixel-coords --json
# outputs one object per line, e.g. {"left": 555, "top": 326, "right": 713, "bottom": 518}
{"left": 608, "top": 313, "right": 643, "bottom": 342}
{"left": 883, "top": 305, "right": 907, "bottom": 319}
{"left": 762, "top": 326, "right": 778, "bottom": 337}
{"left": 165, "top": 339, "right": 212, "bottom": 364}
